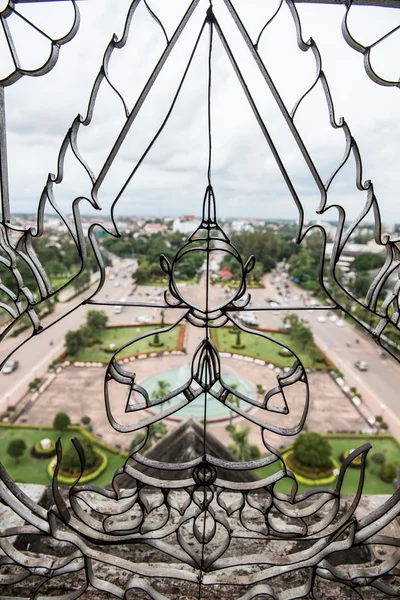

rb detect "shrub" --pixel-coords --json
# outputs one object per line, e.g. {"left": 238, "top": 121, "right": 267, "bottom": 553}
{"left": 7, "top": 438, "right": 27, "bottom": 462}
{"left": 61, "top": 438, "right": 97, "bottom": 474}
{"left": 371, "top": 453, "right": 386, "bottom": 466}
{"left": 53, "top": 412, "right": 71, "bottom": 431}
{"left": 49, "top": 449, "right": 108, "bottom": 484}
{"left": 29, "top": 378, "right": 41, "bottom": 390}
{"left": 256, "top": 384, "right": 264, "bottom": 395}
{"left": 7, "top": 406, "right": 15, "bottom": 412}
{"left": 380, "top": 461, "right": 400, "bottom": 484}
{"left": 81, "top": 416, "right": 91, "bottom": 426}
{"left": 293, "top": 433, "right": 332, "bottom": 469}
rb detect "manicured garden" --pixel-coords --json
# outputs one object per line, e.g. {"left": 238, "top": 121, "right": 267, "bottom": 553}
{"left": 212, "top": 326, "right": 328, "bottom": 369}
{"left": 0, "top": 424, "right": 126, "bottom": 487}
{"left": 257, "top": 434, "right": 400, "bottom": 495}
{"left": 68, "top": 324, "right": 183, "bottom": 362}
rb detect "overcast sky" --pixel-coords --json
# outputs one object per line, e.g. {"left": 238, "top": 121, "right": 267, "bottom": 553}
{"left": 2, "top": 0, "right": 399, "bottom": 228}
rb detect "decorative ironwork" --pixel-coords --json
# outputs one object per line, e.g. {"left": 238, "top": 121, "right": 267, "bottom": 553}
{"left": 1, "top": 1, "right": 400, "bottom": 598}
{"left": 342, "top": 0, "right": 400, "bottom": 88}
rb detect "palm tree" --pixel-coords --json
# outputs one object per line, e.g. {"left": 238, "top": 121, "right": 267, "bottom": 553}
{"left": 152, "top": 379, "right": 171, "bottom": 400}
{"left": 227, "top": 425, "right": 261, "bottom": 462}
{"left": 130, "top": 422, "right": 167, "bottom": 453}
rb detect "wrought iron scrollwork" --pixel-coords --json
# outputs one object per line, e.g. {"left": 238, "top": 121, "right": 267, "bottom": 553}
{"left": 1, "top": 1, "right": 400, "bottom": 598}
{"left": 342, "top": 0, "right": 400, "bottom": 89}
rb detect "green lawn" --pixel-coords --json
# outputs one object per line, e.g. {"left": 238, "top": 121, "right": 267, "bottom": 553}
{"left": 212, "top": 326, "right": 327, "bottom": 368}
{"left": 0, "top": 427, "right": 125, "bottom": 487}
{"left": 257, "top": 436, "right": 400, "bottom": 495}
{"left": 69, "top": 325, "right": 182, "bottom": 361}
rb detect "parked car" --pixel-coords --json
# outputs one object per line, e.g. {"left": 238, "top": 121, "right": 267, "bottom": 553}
{"left": 355, "top": 360, "right": 368, "bottom": 371}
{"left": 1, "top": 360, "right": 19, "bottom": 374}
{"left": 317, "top": 316, "right": 326, "bottom": 323}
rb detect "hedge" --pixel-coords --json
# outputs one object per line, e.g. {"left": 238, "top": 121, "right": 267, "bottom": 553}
{"left": 48, "top": 448, "right": 108, "bottom": 485}
{"left": 0, "top": 423, "right": 125, "bottom": 455}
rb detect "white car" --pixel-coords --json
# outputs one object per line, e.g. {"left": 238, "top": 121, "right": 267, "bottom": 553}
{"left": 1, "top": 360, "right": 19, "bottom": 374}
{"left": 114, "top": 282, "right": 120, "bottom": 287}
{"left": 329, "top": 315, "right": 338, "bottom": 323}
{"left": 113, "top": 306, "right": 122, "bottom": 314}
{"left": 336, "top": 319, "right": 345, "bottom": 327}
{"left": 317, "top": 316, "right": 326, "bottom": 323}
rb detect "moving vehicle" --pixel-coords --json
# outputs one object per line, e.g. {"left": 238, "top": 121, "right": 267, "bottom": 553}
{"left": 355, "top": 360, "right": 368, "bottom": 371}
{"left": 317, "top": 316, "right": 326, "bottom": 323}
{"left": 1, "top": 360, "right": 19, "bottom": 374}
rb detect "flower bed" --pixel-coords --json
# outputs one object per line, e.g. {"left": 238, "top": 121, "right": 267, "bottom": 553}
{"left": 31, "top": 439, "right": 56, "bottom": 459}
{"left": 48, "top": 449, "right": 108, "bottom": 485}
{"left": 284, "top": 451, "right": 339, "bottom": 486}
{"left": 339, "top": 449, "right": 364, "bottom": 469}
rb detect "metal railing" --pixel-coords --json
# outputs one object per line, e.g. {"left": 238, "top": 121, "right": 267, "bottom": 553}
{"left": 0, "top": 1, "right": 399, "bottom": 598}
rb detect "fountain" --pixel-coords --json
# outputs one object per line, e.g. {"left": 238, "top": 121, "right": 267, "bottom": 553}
{"left": 139, "top": 364, "right": 255, "bottom": 421}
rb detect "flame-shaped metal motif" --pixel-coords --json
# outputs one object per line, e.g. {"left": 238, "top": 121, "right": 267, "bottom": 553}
{"left": 1, "top": 1, "right": 399, "bottom": 598}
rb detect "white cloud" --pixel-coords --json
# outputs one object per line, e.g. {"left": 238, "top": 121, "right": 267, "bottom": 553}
{"left": 2, "top": 0, "right": 399, "bottom": 227}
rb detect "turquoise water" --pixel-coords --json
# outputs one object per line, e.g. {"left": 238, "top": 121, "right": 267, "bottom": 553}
{"left": 140, "top": 364, "right": 255, "bottom": 420}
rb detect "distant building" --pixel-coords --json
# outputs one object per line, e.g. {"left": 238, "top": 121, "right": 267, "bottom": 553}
{"left": 325, "top": 240, "right": 383, "bottom": 273}
{"left": 143, "top": 223, "right": 165, "bottom": 234}
{"left": 172, "top": 217, "right": 201, "bottom": 234}
{"left": 230, "top": 219, "right": 254, "bottom": 232}
{"left": 218, "top": 266, "right": 233, "bottom": 280}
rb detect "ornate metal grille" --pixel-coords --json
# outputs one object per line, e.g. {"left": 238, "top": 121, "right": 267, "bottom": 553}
{"left": 0, "top": 1, "right": 399, "bottom": 598}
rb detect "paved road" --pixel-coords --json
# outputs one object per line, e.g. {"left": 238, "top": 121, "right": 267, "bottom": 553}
{"left": 0, "top": 259, "right": 158, "bottom": 406}
{"left": 246, "top": 274, "right": 400, "bottom": 433}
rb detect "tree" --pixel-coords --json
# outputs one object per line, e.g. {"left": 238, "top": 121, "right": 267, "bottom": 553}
{"left": 380, "top": 461, "right": 400, "bottom": 484}
{"left": 61, "top": 439, "right": 97, "bottom": 473}
{"left": 7, "top": 438, "right": 26, "bottom": 463}
{"left": 72, "top": 269, "right": 91, "bottom": 291}
{"left": 283, "top": 313, "right": 314, "bottom": 349}
{"left": 65, "top": 328, "right": 88, "bottom": 356}
{"left": 251, "top": 263, "right": 263, "bottom": 283}
{"left": 86, "top": 310, "right": 108, "bottom": 334}
{"left": 53, "top": 412, "right": 71, "bottom": 431}
{"left": 352, "top": 274, "right": 371, "bottom": 298}
{"left": 352, "top": 252, "right": 385, "bottom": 272}
{"left": 81, "top": 416, "right": 91, "bottom": 426}
{"left": 227, "top": 425, "right": 261, "bottom": 462}
{"left": 293, "top": 433, "right": 331, "bottom": 469}
{"left": 130, "top": 422, "right": 168, "bottom": 453}
{"left": 152, "top": 380, "right": 171, "bottom": 399}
